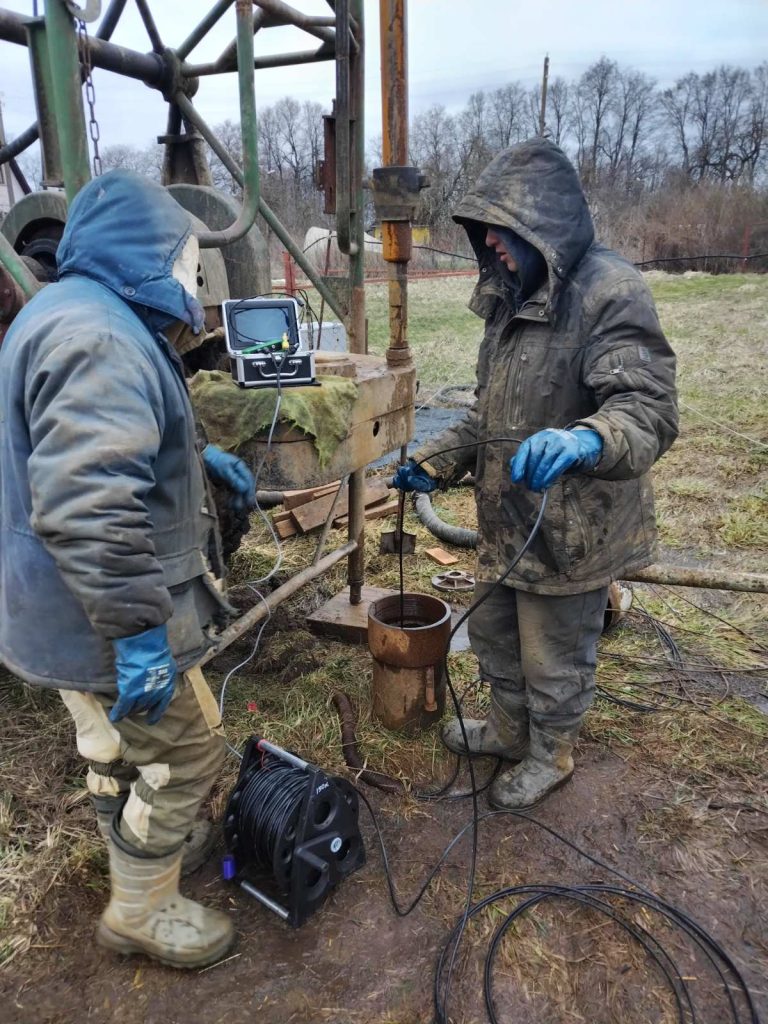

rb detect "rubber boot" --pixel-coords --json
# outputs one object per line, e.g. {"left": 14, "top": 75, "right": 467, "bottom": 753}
{"left": 441, "top": 691, "right": 529, "bottom": 761}
{"left": 92, "top": 797, "right": 216, "bottom": 877}
{"left": 97, "top": 833, "right": 235, "bottom": 969}
{"left": 488, "top": 719, "right": 579, "bottom": 810}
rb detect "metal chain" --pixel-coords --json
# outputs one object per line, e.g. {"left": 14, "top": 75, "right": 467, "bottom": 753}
{"left": 77, "top": 18, "right": 102, "bottom": 176}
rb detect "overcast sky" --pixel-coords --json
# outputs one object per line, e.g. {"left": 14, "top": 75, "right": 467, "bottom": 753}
{"left": 1, "top": 0, "right": 767, "bottom": 154}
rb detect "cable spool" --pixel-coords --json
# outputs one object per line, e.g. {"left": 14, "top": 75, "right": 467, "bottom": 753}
{"left": 223, "top": 737, "right": 365, "bottom": 927}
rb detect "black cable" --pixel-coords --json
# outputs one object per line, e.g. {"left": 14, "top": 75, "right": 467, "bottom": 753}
{"left": 300, "top": 232, "right": 768, "bottom": 268}
{"left": 413, "top": 435, "right": 524, "bottom": 468}
{"left": 381, "top": 477, "right": 549, "bottom": 1021}
{"left": 634, "top": 251, "right": 768, "bottom": 267}
{"left": 234, "top": 754, "right": 307, "bottom": 871}
{"left": 354, "top": 796, "right": 759, "bottom": 1023}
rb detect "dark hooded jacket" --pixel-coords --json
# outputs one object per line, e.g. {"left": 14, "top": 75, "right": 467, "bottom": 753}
{"left": 0, "top": 170, "right": 229, "bottom": 691}
{"left": 416, "top": 138, "right": 678, "bottom": 594}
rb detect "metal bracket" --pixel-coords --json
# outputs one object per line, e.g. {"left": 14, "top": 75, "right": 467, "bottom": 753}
{"left": 370, "top": 165, "right": 428, "bottom": 222}
{"left": 64, "top": 0, "right": 101, "bottom": 23}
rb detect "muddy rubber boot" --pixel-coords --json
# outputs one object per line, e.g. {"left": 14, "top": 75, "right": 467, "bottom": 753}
{"left": 441, "top": 692, "right": 529, "bottom": 760}
{"left": 488, "top": 719, "right": 579, "bottom": 810}
{"left": 92, "top": 798, "right": 215, "bottom": 877}
{"left": 97, "top": 837, "right": 235, "bottom": 969}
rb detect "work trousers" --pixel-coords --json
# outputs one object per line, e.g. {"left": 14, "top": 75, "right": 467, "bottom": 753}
{"left": 467, "top": 583, "right": 609, "bottom": 730}
{"left": 59, "top": 666, "right": 225, "bottom": 856}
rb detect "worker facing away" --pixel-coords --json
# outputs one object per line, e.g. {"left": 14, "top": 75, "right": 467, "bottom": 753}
{"left": 395, "top": 137, "right": 678, "bottom": 809}
{"left": 0, "top": 170, "right": 257, "bottom": 967}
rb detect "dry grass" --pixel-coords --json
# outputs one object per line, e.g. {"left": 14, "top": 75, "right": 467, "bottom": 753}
{"left": 0, "top": 675, "right": 106, "bottom": 967}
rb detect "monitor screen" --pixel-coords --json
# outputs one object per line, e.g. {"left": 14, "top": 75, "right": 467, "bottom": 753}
{"left": 229, "top": 302, "right": 297, "bottom": 352}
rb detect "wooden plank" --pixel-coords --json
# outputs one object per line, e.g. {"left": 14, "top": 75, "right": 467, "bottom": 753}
{"left": 424, "top": 546, "right": 459, "bottom": 567}
{"left": 271, "top": 509, "right": 294, "bottom": 524}
{"left": 333, "top": 498, "right": 399, "bottom": 528}
{"left": 275, "top": 517, "right": 298, "bottom": 539}
{"left": 292, "top": 478, "right": 389, "bottom": 534}
{"left": 282, "top": 480, "right": 341, "bottom": 510}
{"left": 306, "top": 585, "right": 396, "bottom": 644}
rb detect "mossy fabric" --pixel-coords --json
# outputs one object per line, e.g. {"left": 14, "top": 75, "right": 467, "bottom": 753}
{"left": 190, "top": 370, "right": 358, "bottom": 468}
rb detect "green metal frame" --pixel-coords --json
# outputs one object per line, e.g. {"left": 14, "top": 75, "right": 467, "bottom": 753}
{"left": 0, "top": 0, "right": 363, "bottom": 330}
{"left": 44, "top": 0, "right": 90, "bottom": 202}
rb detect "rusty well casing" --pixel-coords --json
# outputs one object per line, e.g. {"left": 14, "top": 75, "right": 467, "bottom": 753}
{"left": 367, "top": 593, "right": 451, "bottom": 734}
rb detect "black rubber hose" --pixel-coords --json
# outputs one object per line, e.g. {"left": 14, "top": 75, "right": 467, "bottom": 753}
{"left": 255, "top": 490, "right": 285, "bottom": 508}
{"left": 414, "top": 493, "right": 478, "bottom": 549}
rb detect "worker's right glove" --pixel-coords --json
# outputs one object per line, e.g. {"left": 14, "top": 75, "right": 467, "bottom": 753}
{"left": 392, "top": 459, "right": 439, "bottom": 493}
{"left": 110, "top": 624, "right": 178, "bottom": 725}
{"left": 510, "top": 428, "right": 603, "bottom": 492}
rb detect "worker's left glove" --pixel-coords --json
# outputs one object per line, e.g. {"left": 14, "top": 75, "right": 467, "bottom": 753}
{"left": 110, "top": 624, "right": 178, "bottom": 725}
{"left": 203, "top": 444, "right": 255, "bottom": 509}
{"left": 510, "top": 428, "right": 603, "bottom": 493}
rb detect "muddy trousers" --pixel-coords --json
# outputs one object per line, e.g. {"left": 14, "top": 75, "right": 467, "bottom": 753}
{"left": 59, "top": 666, "right": 225, "bottom": 856}
{"left": 467, "top": 583, "right": 609, "bottom": 730}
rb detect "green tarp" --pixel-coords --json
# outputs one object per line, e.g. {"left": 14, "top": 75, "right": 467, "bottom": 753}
{"left": 189, "top": 370, "right": 358, "bottom": 468}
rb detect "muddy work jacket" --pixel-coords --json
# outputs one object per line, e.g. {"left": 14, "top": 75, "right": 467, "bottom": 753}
{"left": 416, "top": 139, "right": 678, "bottom": 595}
{"left": 0, "top": 170, "right": 230, "bottom": 692}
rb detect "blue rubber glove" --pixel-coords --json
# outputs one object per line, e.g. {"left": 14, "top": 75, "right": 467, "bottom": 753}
{"left": 110, "top": 624, "right": 178, "bottom": 725}
{"left": 510, "top": 428, "right": 603, "bottom": 492}
{"left": 392, "top": 459, "right": 439, "bottom": 493}
{"left": 203, "top": 444, "right": 255, "bottom": 510}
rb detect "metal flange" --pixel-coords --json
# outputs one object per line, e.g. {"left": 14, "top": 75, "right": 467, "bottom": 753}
{"left": 432, "top": 570, "right": 475, "bottom": 593}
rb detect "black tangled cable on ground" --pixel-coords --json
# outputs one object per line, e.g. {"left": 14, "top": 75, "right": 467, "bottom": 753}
{"left": 352, "top": 794, "right": 761, "bottom": 1024}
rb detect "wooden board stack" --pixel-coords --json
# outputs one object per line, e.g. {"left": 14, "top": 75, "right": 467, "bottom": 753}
{"left": 270, "top": 478, "right": 398, "bottom": 539}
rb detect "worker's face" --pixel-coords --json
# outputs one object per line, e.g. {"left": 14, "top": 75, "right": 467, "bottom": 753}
{"left": 485, "top": 228, "right": 518, "bottom": 272}
{"left": 172, "top": 234, "right": 200, "bottom": 297}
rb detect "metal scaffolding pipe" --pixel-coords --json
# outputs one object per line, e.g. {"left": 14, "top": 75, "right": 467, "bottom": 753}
{"left": 176, "top": 0, "right": 234, "bottom": 60}
{"left": 0, "top": 232, "right": 41, "bottom": 300}
{"left": 45, "top": 0, "right": 90, "bottom": 202}
{"left": 173, "top": 91, "right": 345, "bottom": 321}
{"left": 626, "top": 564, "right": 768, "bottom": 594}
{"left": 196, "top": 0, "right": 260, "bottom": 248}
{"left": 379, "top": 0, "right": 413, "bottom": 370}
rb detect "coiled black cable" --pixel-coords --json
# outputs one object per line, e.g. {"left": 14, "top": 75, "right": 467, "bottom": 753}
{"left": 234, "top": 754, "right": 308, "bottom": 872}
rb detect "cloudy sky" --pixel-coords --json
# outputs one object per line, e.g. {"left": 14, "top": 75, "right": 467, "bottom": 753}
{"left": 1, "top": 0, "right": 767, "bottom": 153}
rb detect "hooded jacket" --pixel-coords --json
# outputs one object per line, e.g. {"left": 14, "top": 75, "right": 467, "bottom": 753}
{"left": 0, "top": 170, "right": 228, "bottom": 691}
{"left": 416, "top": 138, "right": 678, "bottom": 594}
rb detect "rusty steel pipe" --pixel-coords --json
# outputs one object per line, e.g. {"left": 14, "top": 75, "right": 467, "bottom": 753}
{"left": 379, "top": 0, "right": 412, "bottom": 367}
{"left": 368, "top": 593, "right": 451, "bottom": 733}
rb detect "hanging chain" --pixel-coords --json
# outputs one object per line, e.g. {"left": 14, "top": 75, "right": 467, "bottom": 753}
{"left": 77, "top": 18, "right": 103, "bottom": 176}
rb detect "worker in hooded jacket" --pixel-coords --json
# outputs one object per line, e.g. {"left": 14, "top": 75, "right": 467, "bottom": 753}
{"left": 0, "top": 171, "right": 257, "bottom": 967}
{"left": 394, "top": 138, "right": 678, "bottom": 809}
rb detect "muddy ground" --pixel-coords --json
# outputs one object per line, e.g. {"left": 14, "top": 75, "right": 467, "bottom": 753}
{"left": 2, "top": 620, "right": 766, "bottom": 1024}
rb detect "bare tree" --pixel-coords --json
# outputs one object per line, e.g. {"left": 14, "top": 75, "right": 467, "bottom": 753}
{"left": 100, "top": 142, "right": 163, "bottom": 180}
{"left": 572, "top": 57, "right": 619, "bottom": 185}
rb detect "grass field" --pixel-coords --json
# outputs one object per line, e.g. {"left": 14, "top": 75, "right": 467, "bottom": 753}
{"left": 1, "top": 271, "right": 767, "bottom": 1023}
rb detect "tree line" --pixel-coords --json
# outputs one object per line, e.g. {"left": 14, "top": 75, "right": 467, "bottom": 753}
{"left": 17, "top": 56, "right": 768, "bottom": 271}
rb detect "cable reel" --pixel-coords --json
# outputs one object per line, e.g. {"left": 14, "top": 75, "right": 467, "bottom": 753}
{"left": 222, "top": 737, "right": 365, "bottom": 927}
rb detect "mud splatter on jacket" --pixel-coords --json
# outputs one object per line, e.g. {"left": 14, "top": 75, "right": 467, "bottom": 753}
{"left": 416, "top": 139, "right": 678, "bottom": 594}
{"left": 0, "top": 170, "right": 229, "bottom": 691}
